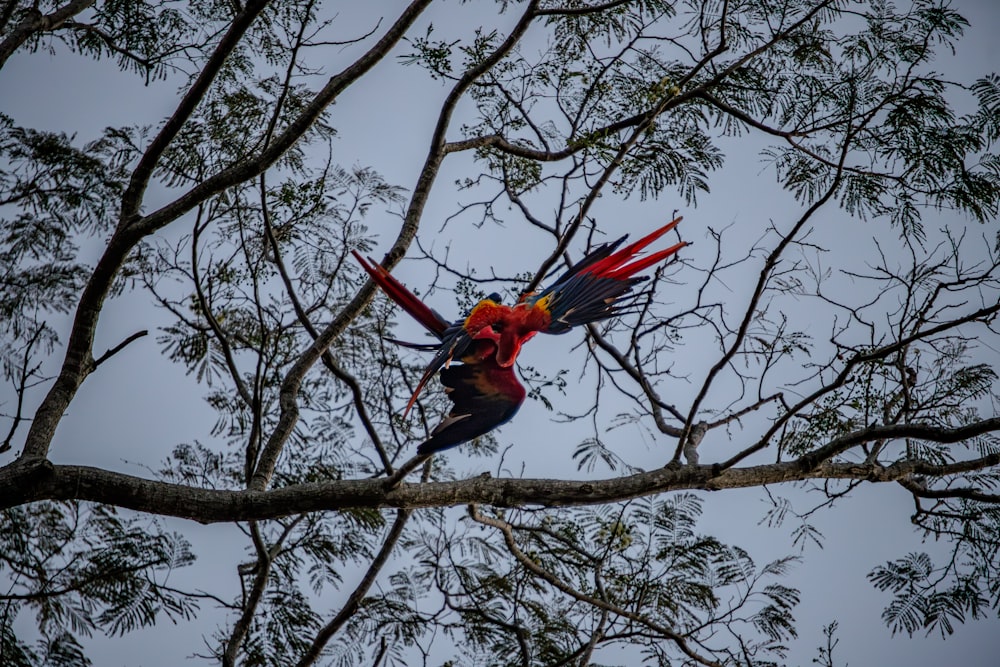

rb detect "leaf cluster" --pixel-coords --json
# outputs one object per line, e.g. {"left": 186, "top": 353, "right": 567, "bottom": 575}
{"left": 0, "top": 502, "right": 196, "bottom": 664}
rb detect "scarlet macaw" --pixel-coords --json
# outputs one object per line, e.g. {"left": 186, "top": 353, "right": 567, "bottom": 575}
{"left": 354, "top": 216, "right": 686, "bottom": 454}
{"left": 353, "top": 255, "right": 525, "bottom": 454}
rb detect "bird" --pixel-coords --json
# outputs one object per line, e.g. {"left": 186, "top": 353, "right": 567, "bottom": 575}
{"left": 354, "top": 216, "right": 686, "bottom": 454}
{"left": 353, "top": 255, "right": 525, "bottom": 455}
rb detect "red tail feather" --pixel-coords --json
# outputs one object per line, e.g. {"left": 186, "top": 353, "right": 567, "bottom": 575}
{"left": 585, "top": 216, "right": 683, "bottom": 278}
{"left": 606, "top": 241, "right": 687, "bottom": 280}
{"left": 353, "top": 251, "right": 447, "bottom": 336}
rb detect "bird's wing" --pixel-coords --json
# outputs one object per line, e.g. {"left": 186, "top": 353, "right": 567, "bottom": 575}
{"left": 417, "top": 357, "right": 525, "bottom": 455}
{"left": 525, "top": 217, "right": 686, "bottom": 333}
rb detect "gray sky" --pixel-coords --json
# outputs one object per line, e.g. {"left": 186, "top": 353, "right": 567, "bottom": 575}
{"left": 2, "top": 0, "right": 1000, "bottom": 665}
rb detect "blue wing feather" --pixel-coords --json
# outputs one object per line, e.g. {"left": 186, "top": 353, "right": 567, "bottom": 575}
{"left": 417, "top": 357, "right": 525, "bottom": 454}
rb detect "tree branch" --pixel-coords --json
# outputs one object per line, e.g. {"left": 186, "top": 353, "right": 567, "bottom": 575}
{"left": 0, "top": 0, "right": 96, "bottom": 69}
{"left": 90, "top": 330, "right": 148, "bottom": 370}
{"left": 676, "top": 83, "right": 857, "bottom": 463}
{"left": 4, "top": 418, "right": 998, "bottom": 520}
{"left": 719, "top": 299, "right": 1000, "bottom": 470}
{"left": 120, "top": 0, "right": 271, "bottom": 222}
{"left": 295, "top": 509, "right": 412, "bottom": 667}
{"left": 469, "top": 504, "right": 721, "bottom": 667}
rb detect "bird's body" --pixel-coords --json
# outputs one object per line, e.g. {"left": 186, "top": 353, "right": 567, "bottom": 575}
{"left": 354, "top": 216, "right": 686, "bottom": 454}
{"left": 419, "top": 342, "right": 525, "bottom": 454}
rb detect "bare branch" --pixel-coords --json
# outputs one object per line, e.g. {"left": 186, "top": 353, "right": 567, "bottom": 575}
{"left": 0, "top": 0, "right": 96, "bottom": 69}
{"left": 90, "top": 329, "right": 148, "bottom": 370}
{"left": 295, "top": 509, "right": 412, "bottom": 667}
{"left": 469, "top": 503, "right": 722, "bottom": 667}
{"left": 0, "top": 325, "right": 45, "bottom": 454}
{"left": 719, "top": 299, "right": 1000, "bottom": 470}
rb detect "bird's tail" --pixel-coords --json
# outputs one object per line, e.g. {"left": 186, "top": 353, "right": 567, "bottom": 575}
{"left": 585, "top": 216, "right": 687, "bottom": 280}
{"left": 353, "top": 251, "right": 449, "bottom": 337}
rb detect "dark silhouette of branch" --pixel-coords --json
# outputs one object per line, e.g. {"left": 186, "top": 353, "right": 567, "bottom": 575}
{"left": 18, "top": 0, "right": 435, "bottom": 463}
{"left": 675, "top": 96, "right": 855, "bottom": 463}
{"left": 719, "top": 299, "right": 1000, "bottom": 471}
{"left": 90, "top": 330, "right": 149, "bottom": 370}
{"left": 0, "top": 0, "right": 96, "bottom": 68}
{"left": 1, "top": 325, "right": 44, "bottom": 454}
{"left": 468, "top": 504, "right": 722, "bottom": 667}
{"left": 295, "top": 509, "right": 412, "bottom": 667}
{"left": 5, "top": 417, "right": 999, "bottom": 520}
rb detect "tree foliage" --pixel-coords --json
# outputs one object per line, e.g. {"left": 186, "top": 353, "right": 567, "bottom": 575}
{"left": 1, "top": 0, "right": 998, "bottom": 665}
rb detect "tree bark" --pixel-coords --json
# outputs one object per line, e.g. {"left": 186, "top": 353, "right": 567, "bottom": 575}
{"left": 5, "top": 418, "right": 998, "bottom": 521}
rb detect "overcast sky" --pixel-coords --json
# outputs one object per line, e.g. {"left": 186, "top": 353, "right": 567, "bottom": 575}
{"left": 2, "top": 1, "right": 1000, "bottom": 665}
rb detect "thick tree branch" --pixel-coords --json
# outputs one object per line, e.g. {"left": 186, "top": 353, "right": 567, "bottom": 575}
{"left": 4, "top": 418, "right": 998, "bottom": 521}
{"left": 534, "top": 0, "right": 634, "bottom": 17}
{"left": 444, "top": 134, "right": 575, "bottom": 161}
{"left": 121, "top": 0, "right": 271, "bottom": 222}
{"left": 131, "top": 0, "right": 435, "bottom": 238}
{"left": 898, "top": 477, "right": 1000, "bottom": 504}
{"left": 0, "top": 0, "right": 96, "bottom": 69}
{"left": 16, "top": 0, "right": 271, "bottom": 461}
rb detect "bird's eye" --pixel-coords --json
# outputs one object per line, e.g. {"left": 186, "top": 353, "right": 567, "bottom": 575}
{"left": 492, "top": 321, "right": 504, "bottom": 332}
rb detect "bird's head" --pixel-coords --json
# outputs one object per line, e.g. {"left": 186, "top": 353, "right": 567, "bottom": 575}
{"left": 464, "top": 297, "right": 549, "bottom": 367}
{"left": 491, "top": 304, "right": 549, "bottom": 367}
{"left": 464, "top": 297, "right": 505, "bottom": 345}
